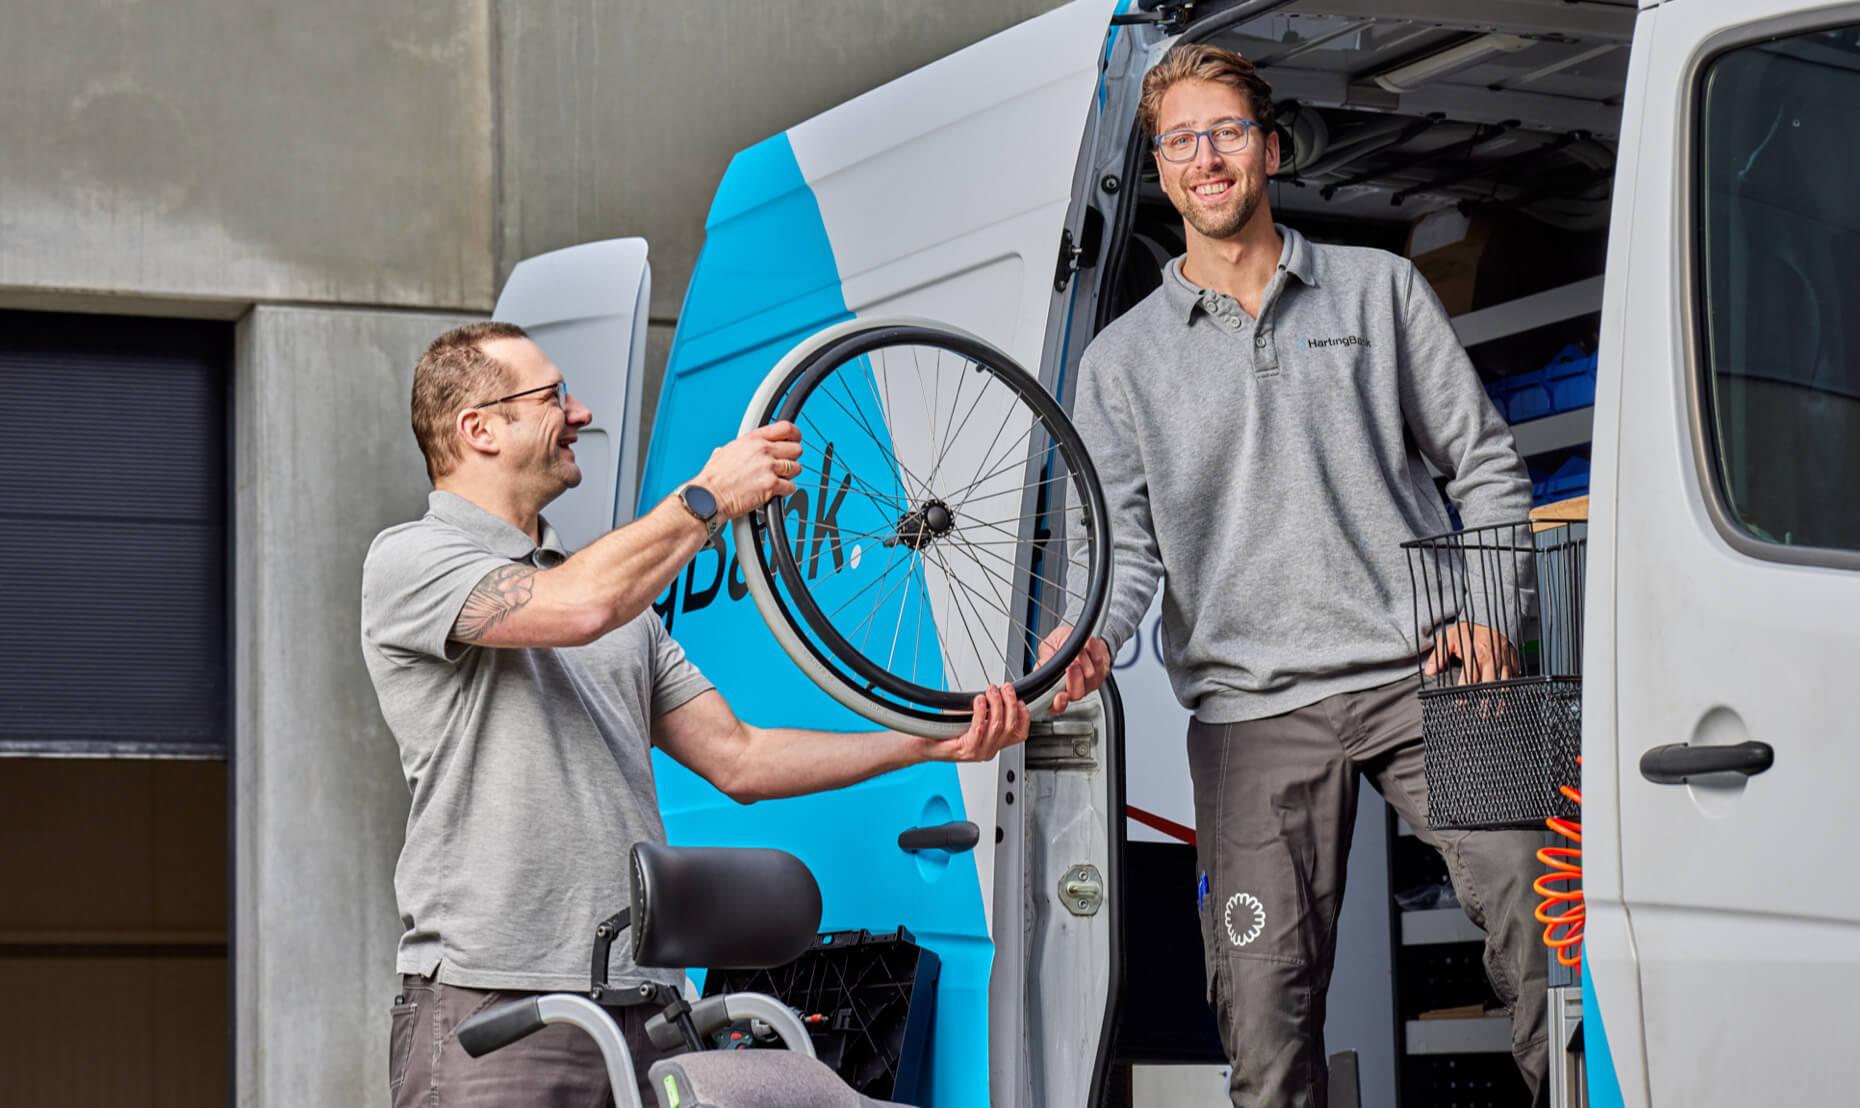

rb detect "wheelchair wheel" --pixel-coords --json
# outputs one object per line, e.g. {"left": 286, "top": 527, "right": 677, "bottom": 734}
{"left": 733, "top": 318, "right": 1111, "bottom": 738}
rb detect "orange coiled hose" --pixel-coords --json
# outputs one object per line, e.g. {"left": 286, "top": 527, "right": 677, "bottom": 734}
{"left": 1533, "top": 761, "right": 1585, "bottom": 970}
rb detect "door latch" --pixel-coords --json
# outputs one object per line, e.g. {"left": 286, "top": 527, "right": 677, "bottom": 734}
{"left": 1058, "top": 863, "right": 1104, "bottom": 917}
{"left": 1053, "top": 227, "right": 1084, "bottom": 292}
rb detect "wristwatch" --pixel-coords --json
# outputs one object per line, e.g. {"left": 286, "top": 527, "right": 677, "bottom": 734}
{"left": 675, "top": 483, "right": 724, "bottom": 545}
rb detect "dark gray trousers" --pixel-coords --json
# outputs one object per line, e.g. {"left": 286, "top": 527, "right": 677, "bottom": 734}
{"left": 389, "top": 974, "right": 680, "bottom": 1107}
{"left": 1188, "top": 675, "right": 1548, "bottom": 1107}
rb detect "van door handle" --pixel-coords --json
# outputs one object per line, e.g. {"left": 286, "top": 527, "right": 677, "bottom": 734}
{"left": 898, "top": 820, "right": 980, "bottom": 854}
{"left": 1639, "top": 741, "right": 1774, "bottom": 785}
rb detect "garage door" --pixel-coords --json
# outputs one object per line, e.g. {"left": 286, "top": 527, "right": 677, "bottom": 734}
{"left": 0, "top": 310, "right": 230, "bottom": 758}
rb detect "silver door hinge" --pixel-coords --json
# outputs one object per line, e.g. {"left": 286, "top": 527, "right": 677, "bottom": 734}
{"left": 1025, "top": 713, "right": 1097, "bottom": 769}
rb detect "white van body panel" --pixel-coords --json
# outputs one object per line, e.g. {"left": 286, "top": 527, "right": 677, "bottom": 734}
{"left": 1608, "top": 1, "right": 1860, "bottom": 1103}
{"left": 781, "top": 1, "right": 1120, "bottom": 939}
{"left": 492, "top": 238, "right": 651, "bottom": 546}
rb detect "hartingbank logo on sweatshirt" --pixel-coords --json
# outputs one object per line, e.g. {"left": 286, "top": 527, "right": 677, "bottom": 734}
{"left": 1295, "top": 334, "right": 1373, "bottom": 350}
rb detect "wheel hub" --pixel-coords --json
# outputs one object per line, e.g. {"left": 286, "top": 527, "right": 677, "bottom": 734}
{"left": 887, "top": 498, "right": 955, "bottom": 550}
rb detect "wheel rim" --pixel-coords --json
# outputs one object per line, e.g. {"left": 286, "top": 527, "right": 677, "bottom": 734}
{"left": 746, "top": 323, "right": 1109, "bottom": 721}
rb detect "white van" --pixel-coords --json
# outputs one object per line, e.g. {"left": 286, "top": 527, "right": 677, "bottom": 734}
{"left": 491, "top": 1, "right": 1860, "bottom": 1104}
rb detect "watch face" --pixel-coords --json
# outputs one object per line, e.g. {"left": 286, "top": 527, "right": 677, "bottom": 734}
{"left": 683, "top": 484, "right": 717, "bottom": 520}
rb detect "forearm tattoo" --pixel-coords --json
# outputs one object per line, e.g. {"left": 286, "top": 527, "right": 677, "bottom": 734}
{"left": 453, "top": 564, "right": 537, "bottom": 643}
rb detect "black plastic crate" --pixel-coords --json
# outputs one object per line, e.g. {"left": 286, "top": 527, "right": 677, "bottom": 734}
{"left": 701, "top": 926, "right": 938, "bottom": 1104}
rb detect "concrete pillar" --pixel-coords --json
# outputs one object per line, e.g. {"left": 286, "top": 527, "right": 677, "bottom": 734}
{"left": 233, "top": 306, "right": 478, "bottom": 1107}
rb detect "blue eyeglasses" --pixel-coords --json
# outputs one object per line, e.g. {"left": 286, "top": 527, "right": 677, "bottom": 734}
{"left": 1152, "top": 119, "right": 1260, "bottom": 163}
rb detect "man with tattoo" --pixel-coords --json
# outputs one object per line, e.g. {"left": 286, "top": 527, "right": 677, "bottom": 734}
{"left": 361, "top": 322, "right": 1030, "bottom": 1106}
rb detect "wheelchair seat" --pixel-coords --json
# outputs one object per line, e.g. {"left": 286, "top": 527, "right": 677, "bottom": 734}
{"left": 649, "top": 1051, "right": 907, "bottom": 1108}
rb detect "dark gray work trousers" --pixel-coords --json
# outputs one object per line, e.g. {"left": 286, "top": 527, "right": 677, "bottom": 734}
{"left": 389, "top": 974, "right": 681, "bottom": 1107}
{"left": 1189, "top": 675, "right": 1549, "bottom": 1108}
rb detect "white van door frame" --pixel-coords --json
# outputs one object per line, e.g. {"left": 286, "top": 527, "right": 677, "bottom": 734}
{"left": 1604, "top": 2, "right": 1860, "bottom": 1104}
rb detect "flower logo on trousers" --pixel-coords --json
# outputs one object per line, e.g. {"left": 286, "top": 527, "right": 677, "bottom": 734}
{"left": 1224, "top": 892, "right": 1266, "bottom": 947}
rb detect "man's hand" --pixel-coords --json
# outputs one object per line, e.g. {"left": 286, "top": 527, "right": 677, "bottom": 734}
{"left": 1424, "top": 621, "right": 1520, "bottom": 685}
{"left": 1037, "top": 623, "right": 1111, "bottom": 713}
{"left": 932, "top": 683, "right": 1031, "bottom": 763}
{"left": 693, "top": 421, "right": 804, "bottom": 520}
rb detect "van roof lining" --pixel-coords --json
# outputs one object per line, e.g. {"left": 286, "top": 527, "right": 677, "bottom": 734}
{"left": 1187, "top": 3, "right": 1632, "bottom": 221}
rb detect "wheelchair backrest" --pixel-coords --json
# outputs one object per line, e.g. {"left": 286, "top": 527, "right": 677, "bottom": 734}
{"left": 630, "top": 843, "right": 822, "bottom": 970}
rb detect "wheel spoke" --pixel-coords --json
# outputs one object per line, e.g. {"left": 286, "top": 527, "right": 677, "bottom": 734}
{"left": 940, "top": 540, "right": 1045, "bottom": 658}
{"left": 926, "top": 347, "right": 967, "bottom": 490}
{"left": 952, "top": 527, "right": 1090, "bottom": 612}
{"left": 825, "top": 548, "right": 913, "bottom": 620}
{"left": 926, "top": 543, "right": 1000, "bottom": 688}
{"left": 932, "top": 361, "right": 998, "bottom": 492}
{"left": 941, "top": 420, "right": 1043, "bottom": 506}
{"left": 909, "top": 555, "right": 927, "bottom": 689}
{"left": 792, "top": 448, "right": 911, "bottom": 511}
{"left": 950, "top": 468, "right": 1072, "bottom": 512}
{"left": 819, "top": 364, "right": 931, "bottom": 501}
{"left": 854, "top": 547, "right": 924, "bottom": 654}
{"left": 887, "top": 547, "right": 921, "bottom": 679}
{"left": 866, "top": 349, "right": 931, "bottom": 502}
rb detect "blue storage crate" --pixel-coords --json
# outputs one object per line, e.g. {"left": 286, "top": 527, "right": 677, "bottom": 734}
{"left": 1484, "top": 377, "right": 1512, "bottom": 415}
{"left": 1544, "top": 344, "right": 1598, "bottom": 413}
{"left": 1545, "top": 455, "right": 1590, "bottom": 499}
{"left": 1506, "top": 368, "right": 1553, "bottom": 422}
{"left": 1528, "top": 460, "right": 1554, "bottom": 504}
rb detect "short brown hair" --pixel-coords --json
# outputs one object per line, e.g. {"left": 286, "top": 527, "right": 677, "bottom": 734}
{"left": 1139, "top": 43, "right": 1277, "bottom": 142}
{"left": 410, "top": 321, "right": 529, "bottom": 481}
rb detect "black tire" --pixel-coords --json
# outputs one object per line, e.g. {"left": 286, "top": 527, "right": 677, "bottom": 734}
{"left": 741, "top": 322, "right": 1110, "bottom": 727}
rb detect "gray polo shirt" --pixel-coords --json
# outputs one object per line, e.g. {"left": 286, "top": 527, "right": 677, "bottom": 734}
{"left": 1065, "top": 225, "right": 1530, "bottom": 723}
{"left": 361, "top": 491, "right": 712, "bottom": 991}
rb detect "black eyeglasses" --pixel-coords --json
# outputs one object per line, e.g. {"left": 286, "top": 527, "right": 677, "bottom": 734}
{"left": 472, "top": 381, "right": 567, "bottom": 410}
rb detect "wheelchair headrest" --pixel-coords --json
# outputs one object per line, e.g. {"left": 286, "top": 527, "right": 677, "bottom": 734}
{"left": 629, "top": 843, "right": 822, "bottom": 970}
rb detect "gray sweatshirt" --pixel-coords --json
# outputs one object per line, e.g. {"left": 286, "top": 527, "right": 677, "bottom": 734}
{"left": 1064, "top": 226, "right": 1531, "bottom": 723}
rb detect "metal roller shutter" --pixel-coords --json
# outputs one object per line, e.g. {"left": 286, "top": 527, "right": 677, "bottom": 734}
{"left": 0, "top": 310, "right": 230, "bottom": 758}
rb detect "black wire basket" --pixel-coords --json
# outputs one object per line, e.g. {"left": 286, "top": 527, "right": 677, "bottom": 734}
{"left": 1403, "top": 519, "right": 1587, "bottom": 831}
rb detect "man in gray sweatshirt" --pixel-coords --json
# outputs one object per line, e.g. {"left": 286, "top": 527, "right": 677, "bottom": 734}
{"left": 1047, "top": 44, "right": 1548, "bottom": 1106}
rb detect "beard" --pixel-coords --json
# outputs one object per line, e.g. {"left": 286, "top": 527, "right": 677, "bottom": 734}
{"left": 1172, "top": 178, "right": 1262, "bottom": 241}
{"left": 549, "top": 451, "right": 583, "bottom": 490}
{"left": 523, "top": 442, "right": 582, "bottom": 506}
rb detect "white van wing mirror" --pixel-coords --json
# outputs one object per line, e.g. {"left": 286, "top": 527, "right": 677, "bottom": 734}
{"left": 494, "top": 238, "right": 652, "bottom": 549}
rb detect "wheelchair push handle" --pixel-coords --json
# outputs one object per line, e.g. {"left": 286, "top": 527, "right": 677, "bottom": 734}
{"left": 456, "top": 997, "right": 546, "bottom": 1058}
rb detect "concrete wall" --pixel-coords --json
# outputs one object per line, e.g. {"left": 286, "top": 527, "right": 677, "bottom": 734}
{"left": 0, "top": 1, "right": 1067, "bottom": 1103}
{"left": 234, "top": 306, "right": 477, "bottom": 1107}
{"left": 1, "top": 0, "right": 1066, "bottom": 403}
{"left": 0, "top": 0, "right": 494, "bottom": 310}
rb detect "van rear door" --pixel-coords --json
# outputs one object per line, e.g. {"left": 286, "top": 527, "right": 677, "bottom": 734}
{"left": 493, "top": 238, "right": 652, "bottom": 546}
{"left": 635, "top": 5, "right": 1119, "bottom": 1105}
{"left": 1602, "top": 3, "right": 1860, "bottom": 1103}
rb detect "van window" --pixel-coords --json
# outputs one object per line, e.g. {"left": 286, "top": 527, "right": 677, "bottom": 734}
{"left": 1698, "top": 26, "right": 1860, "bottom": 554}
